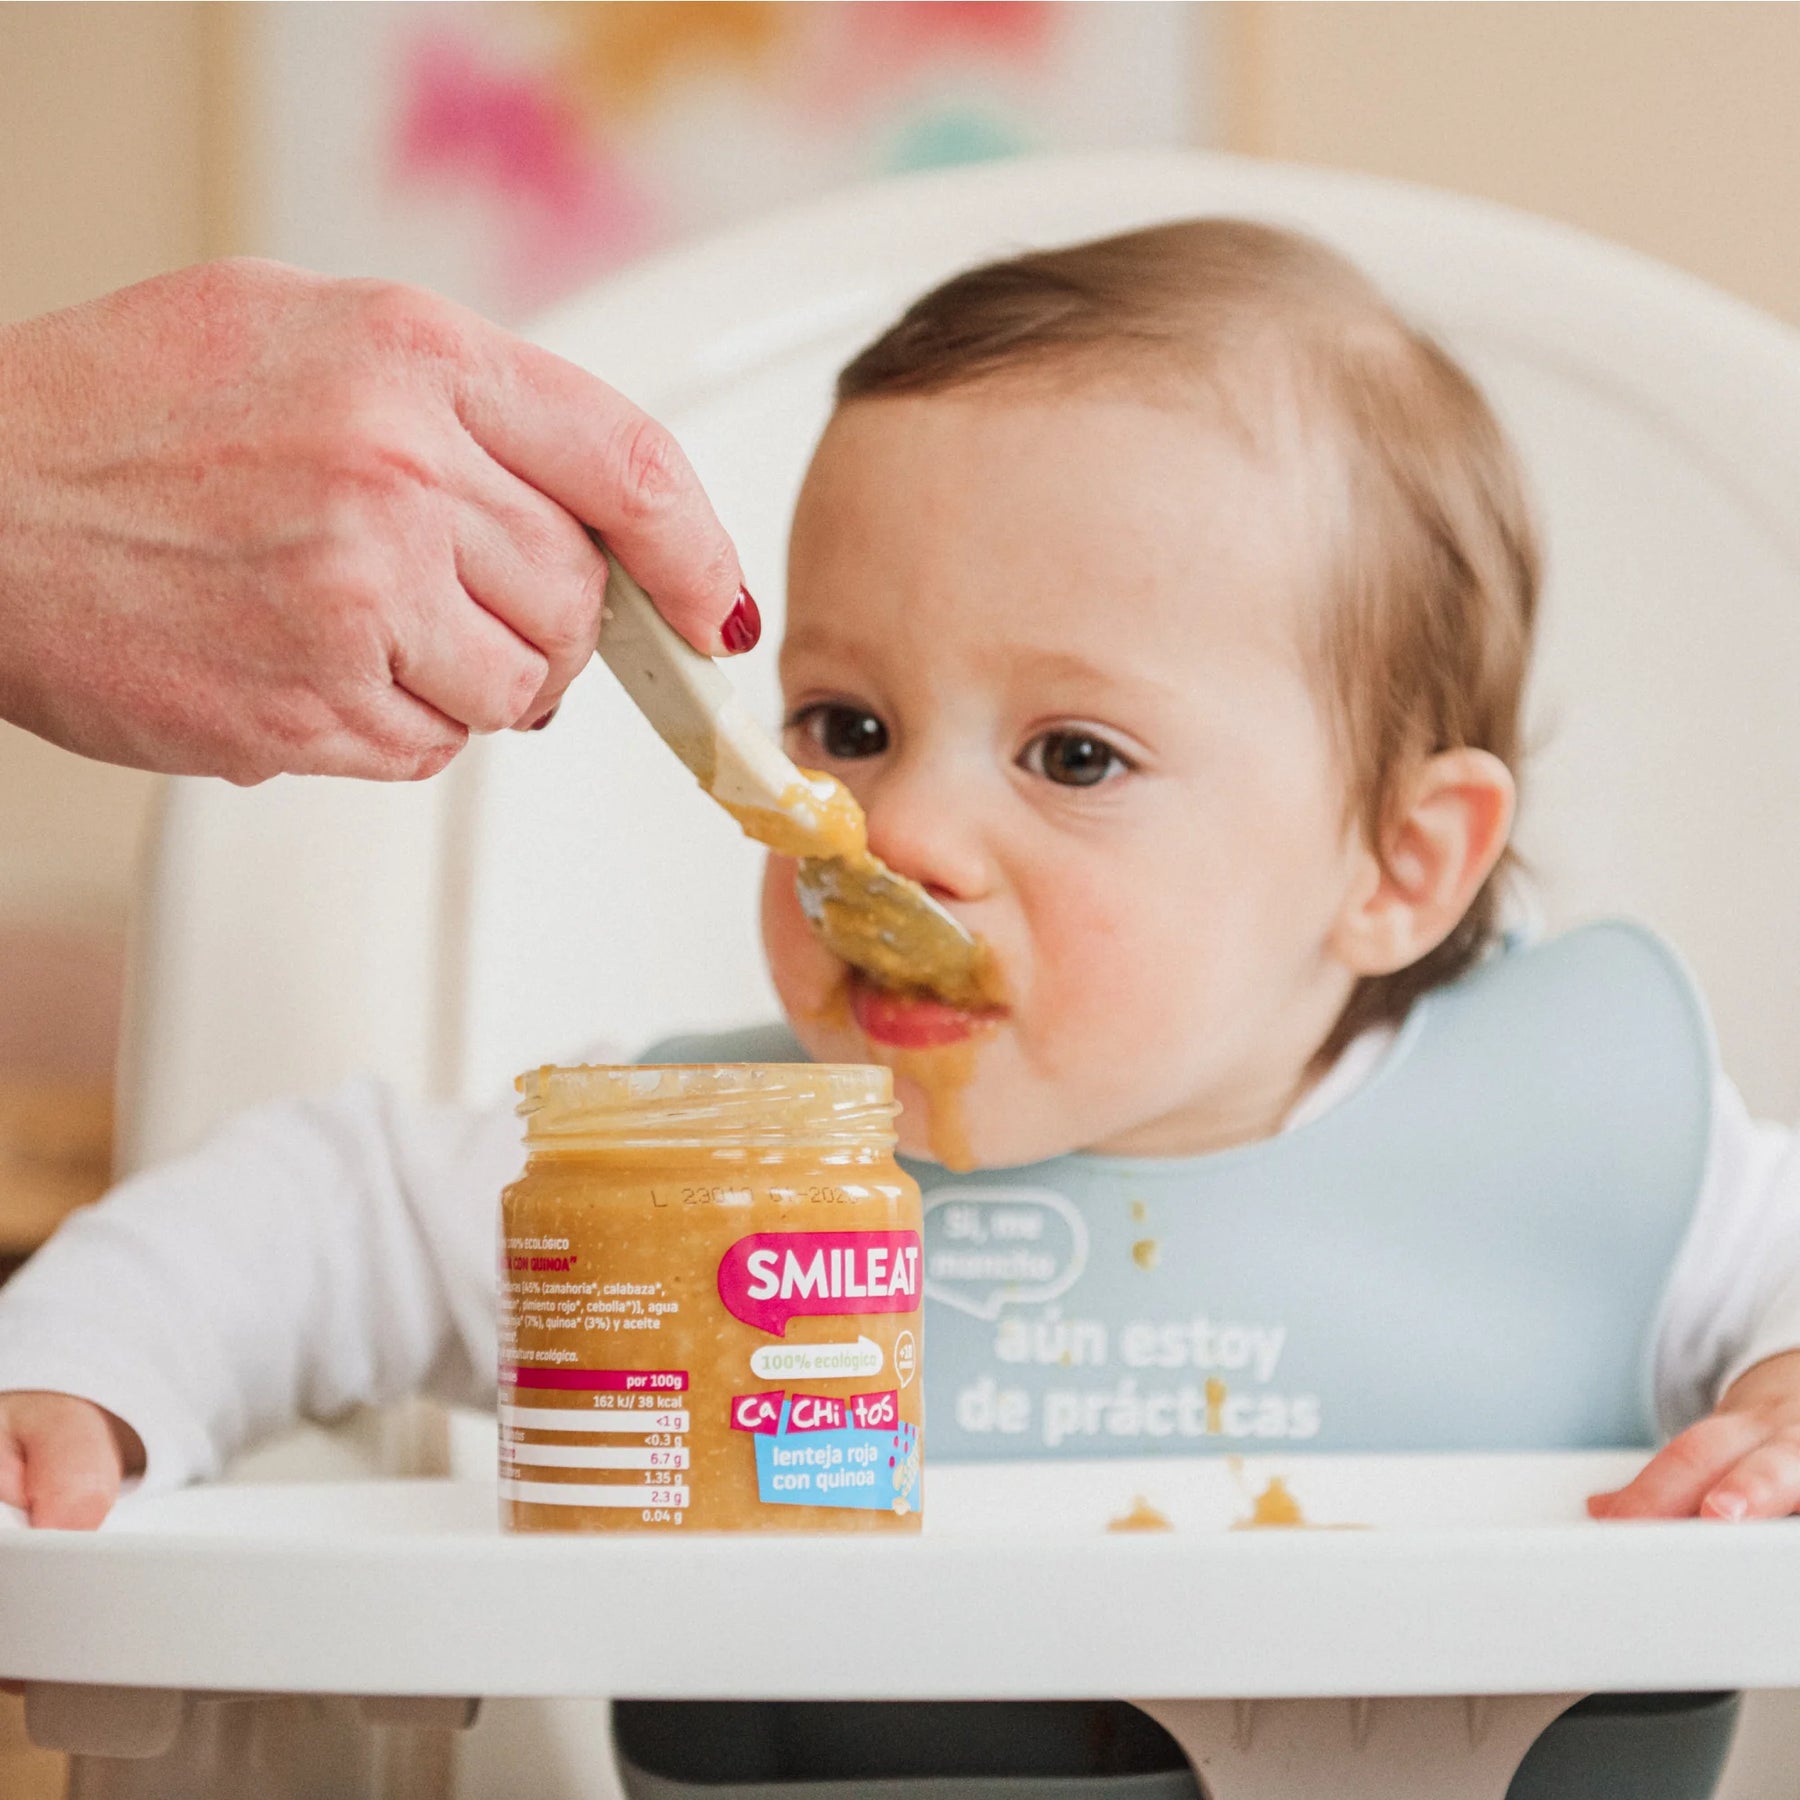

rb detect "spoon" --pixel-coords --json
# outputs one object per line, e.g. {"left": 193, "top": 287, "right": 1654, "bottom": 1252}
{"left": 593, "top": 552, "right": 1000, "bottom": 1011}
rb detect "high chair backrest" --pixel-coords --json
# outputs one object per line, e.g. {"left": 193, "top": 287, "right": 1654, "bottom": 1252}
{"left": 119, "top": 151, "right": 1800, "bottom": 1172}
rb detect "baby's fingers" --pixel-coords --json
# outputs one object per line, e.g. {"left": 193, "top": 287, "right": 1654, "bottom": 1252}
{"left": 1699, "top": 1429, "right": 1800, "bottom": 1522}
{"left": 12, "top": 1401, "right": 123, "bottom": 1531}
{"left": 1588, "top": 1412, "right": 1766, "bottom": 1519}
{"left": 0, "top": 1429, "right": 24, "bottom": 1515}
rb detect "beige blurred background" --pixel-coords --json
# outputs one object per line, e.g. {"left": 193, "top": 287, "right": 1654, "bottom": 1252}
{"left": 10, "top": 2, "right": 1800, "bottom": 1117}
{"left": 3, "top": 4, "right": 1800, "bottom": 1792}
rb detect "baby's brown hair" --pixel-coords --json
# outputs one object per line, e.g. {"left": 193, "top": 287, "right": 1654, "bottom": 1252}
{"left": 835, "top": 218, "right": 1540, "bottom": 1047}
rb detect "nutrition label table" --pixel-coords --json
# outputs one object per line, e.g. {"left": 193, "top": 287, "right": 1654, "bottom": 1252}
{"left": 499, "top": 1372, "right": 692, "bottom": 1516}
{"left": 2, "top": 1453, "right": 1797, "bottom": 1799}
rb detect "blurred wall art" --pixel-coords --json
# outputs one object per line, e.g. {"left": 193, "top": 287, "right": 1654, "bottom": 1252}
{"left": 243, "top": 2, "right": 1203, "bottom": 322}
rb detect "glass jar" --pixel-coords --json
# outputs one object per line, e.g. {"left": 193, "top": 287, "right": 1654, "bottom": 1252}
{"left": 499, "top": 1062, "right": 923, "bottom": 1533}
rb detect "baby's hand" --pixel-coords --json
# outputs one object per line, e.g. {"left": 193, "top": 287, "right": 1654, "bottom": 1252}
{"left": 0, "top": 1391, "right": 144, "bottom": 1530}
{"left": 1588, "top": 1350, "right": 1800, "bottom": 1521}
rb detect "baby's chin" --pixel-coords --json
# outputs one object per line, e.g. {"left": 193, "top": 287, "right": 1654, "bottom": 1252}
{"left": 782, "top": 1005, "right": 1083, "bottom": 1172}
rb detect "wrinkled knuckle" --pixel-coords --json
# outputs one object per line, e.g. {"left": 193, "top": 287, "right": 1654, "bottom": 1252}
{"left": 501, "top": 507, "right": 561, "bottom": 576}
{"left": 535, "top": 565, "right": 607, "bottom": 670}
{"left": 504, "top": 652, "right": 551, "bottom": 724}
{"left": 224, "top": 749, "right": 281, "bottom": 788}
{"left": 315, "top": 563, "right": 395, "bottom": 663}
{"left": 467, "top": 659, "right": 545, "bottom": 736}
{"left": 365, "top": 695, "right": 466, "bottom": 781}
{"left": 403, "top": 730, "right": 466, "bottom": 782}
{"left": 217, "top": 689, "right": 316, "bottom": 785}
{"left": 353, "top": 279, "right": 471, "bottom": 367}
{"left": 312, "top": 406, "right": 442, "bottom": 518}
{"left": 616, "top": 418, "right": 685, "bottom": 523}
{"left": 173, "top": 256, "right": 247, "bottom": 315}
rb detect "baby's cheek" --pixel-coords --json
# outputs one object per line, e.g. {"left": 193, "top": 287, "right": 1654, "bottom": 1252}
{"left": 1031, "top": 878, "right": 1192, "bottom": 1059}
{"left": 758, "top": 859, "right": 850, "bottom": 1048}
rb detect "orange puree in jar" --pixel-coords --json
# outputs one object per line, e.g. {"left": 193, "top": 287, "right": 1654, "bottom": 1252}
{"left": 499, "top": 1062, "right": 923, "bottom": 1533}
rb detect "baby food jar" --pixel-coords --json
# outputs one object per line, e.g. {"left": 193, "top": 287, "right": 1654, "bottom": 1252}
{"left": 499, "top": 1063, "right": 923, "bottom": 1533}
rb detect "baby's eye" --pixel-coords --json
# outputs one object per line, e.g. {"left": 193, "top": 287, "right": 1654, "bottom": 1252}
{"left": 789, "top": 703, "right": 889, "bottom": 760}
{"left": 1019, "top": 730, "right": 1132, "bottom": 789}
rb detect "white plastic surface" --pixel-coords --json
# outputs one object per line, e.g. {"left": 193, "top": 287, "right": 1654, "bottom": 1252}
{"left": 3, "top": 1458, "right": 1799, "bottom": 1700}
{"left": 121, "top": 151, "right": 1800, "bottom": 1174}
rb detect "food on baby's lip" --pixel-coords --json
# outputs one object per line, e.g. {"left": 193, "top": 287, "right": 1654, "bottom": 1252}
{"left": 850, "top": 979, "right": 1004, "bottom": 1051}
{"left": 878, "top": 1038, "right": 991, "bottom": 1174}
{"left": 499, "top": 1062, "right": 923, "bottom": 1535}
{"left": 835, "top": 973, "right": 1003, "bottom": 1174}
{"left": 803, "top": 976, "right": 991, "bottom": 1172}
{"left": 1108, "top": 1495, "right": 1174, "bottom": 1533}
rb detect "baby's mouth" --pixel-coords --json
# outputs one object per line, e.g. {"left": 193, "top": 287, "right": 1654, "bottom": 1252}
{"left": 849, "top": 975, "right": 1007, "bottom": 1050}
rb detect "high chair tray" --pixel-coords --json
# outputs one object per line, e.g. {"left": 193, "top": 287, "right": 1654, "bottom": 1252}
{"left": 0, "top": 1453, "right": 1796, "bottom": 1700}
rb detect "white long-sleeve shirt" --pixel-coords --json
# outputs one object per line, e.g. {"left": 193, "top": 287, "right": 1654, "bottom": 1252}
{"left": 1, "top": 1032, "right": 1798, "bottom": 1491}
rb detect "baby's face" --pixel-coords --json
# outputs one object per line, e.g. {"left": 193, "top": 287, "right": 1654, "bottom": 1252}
{"left": 762, "top": 388, "right": 1369, "bottom": 1166}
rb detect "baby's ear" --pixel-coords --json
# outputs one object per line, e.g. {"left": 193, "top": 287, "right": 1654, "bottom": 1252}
{"left": 1329, "top": 749, "right": 1515, "bottom": 978}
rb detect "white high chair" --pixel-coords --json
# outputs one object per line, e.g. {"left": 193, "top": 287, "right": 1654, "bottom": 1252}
{"left": 28, "top": 151, "right": 1800, "bottom": 1795}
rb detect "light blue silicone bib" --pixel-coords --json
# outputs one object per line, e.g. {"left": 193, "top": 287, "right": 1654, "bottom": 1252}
{"left": 646, "top": 921, "right": 1714, "bottom": 1462}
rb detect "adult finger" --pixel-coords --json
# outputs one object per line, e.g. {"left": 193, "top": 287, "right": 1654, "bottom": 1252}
{"left": 1699, "top": 1429, "right": 1800, "bottom": 1521}
{"left": 277, "top": 684, "right": 469, "bottom": 784}
{"left": 15, "top": 1405, "right": 123, "bottom": 1531}
{"left": 392, "top": 568, "right": 550, "bottom": 736}
{"left": 455, "top": 332, "right": 753, "bottom": 656}
{"left": 453, "top": 451, "right": 611, "bottom": 721}
{"left": 1589, "top": 1412, "right": 1766, "bottom": 1519}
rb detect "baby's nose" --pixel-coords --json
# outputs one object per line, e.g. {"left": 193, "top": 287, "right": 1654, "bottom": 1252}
{"left": 863, "top": 765, "right": 993, "bottom": 905}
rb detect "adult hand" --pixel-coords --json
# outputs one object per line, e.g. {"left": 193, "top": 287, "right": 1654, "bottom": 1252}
{"left": 0, "top": 258, "right": 757, "bottom": 783}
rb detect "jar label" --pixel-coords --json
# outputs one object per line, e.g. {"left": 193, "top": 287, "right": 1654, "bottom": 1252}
{"left": 743, "top": 1391, "right": 921, "bottom": 1512}
{"left": 717, "top": 1229, "right": 923, "bottom": 1335}
{"left": 501, "top": 1156, "right": 924, "bottom": 1532}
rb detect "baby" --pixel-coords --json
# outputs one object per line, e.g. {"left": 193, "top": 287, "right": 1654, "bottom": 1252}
{"left": 1, "top": 220, "right": 1798, "bottom": 1551}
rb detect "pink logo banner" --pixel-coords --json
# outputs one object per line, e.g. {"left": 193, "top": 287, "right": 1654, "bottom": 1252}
{"left": 847, "top": 1388, "right": 899, "bottom": 1429}
{"left": 717, "top": 1230, "right": 922, "bottom": 1336}
{"left": 786, "top": 1393, "right": 846, "bottom": 1433}
{"left": 730, "top": 1391, "right": 785, "bottom": 1435}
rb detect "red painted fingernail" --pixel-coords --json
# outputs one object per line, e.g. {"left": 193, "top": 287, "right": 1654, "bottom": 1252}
{"left": 720, "top": 586, "right": 761, "bottom": 655}
{"left": 528, "top": 704, "right": 559, "bottom": 731}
